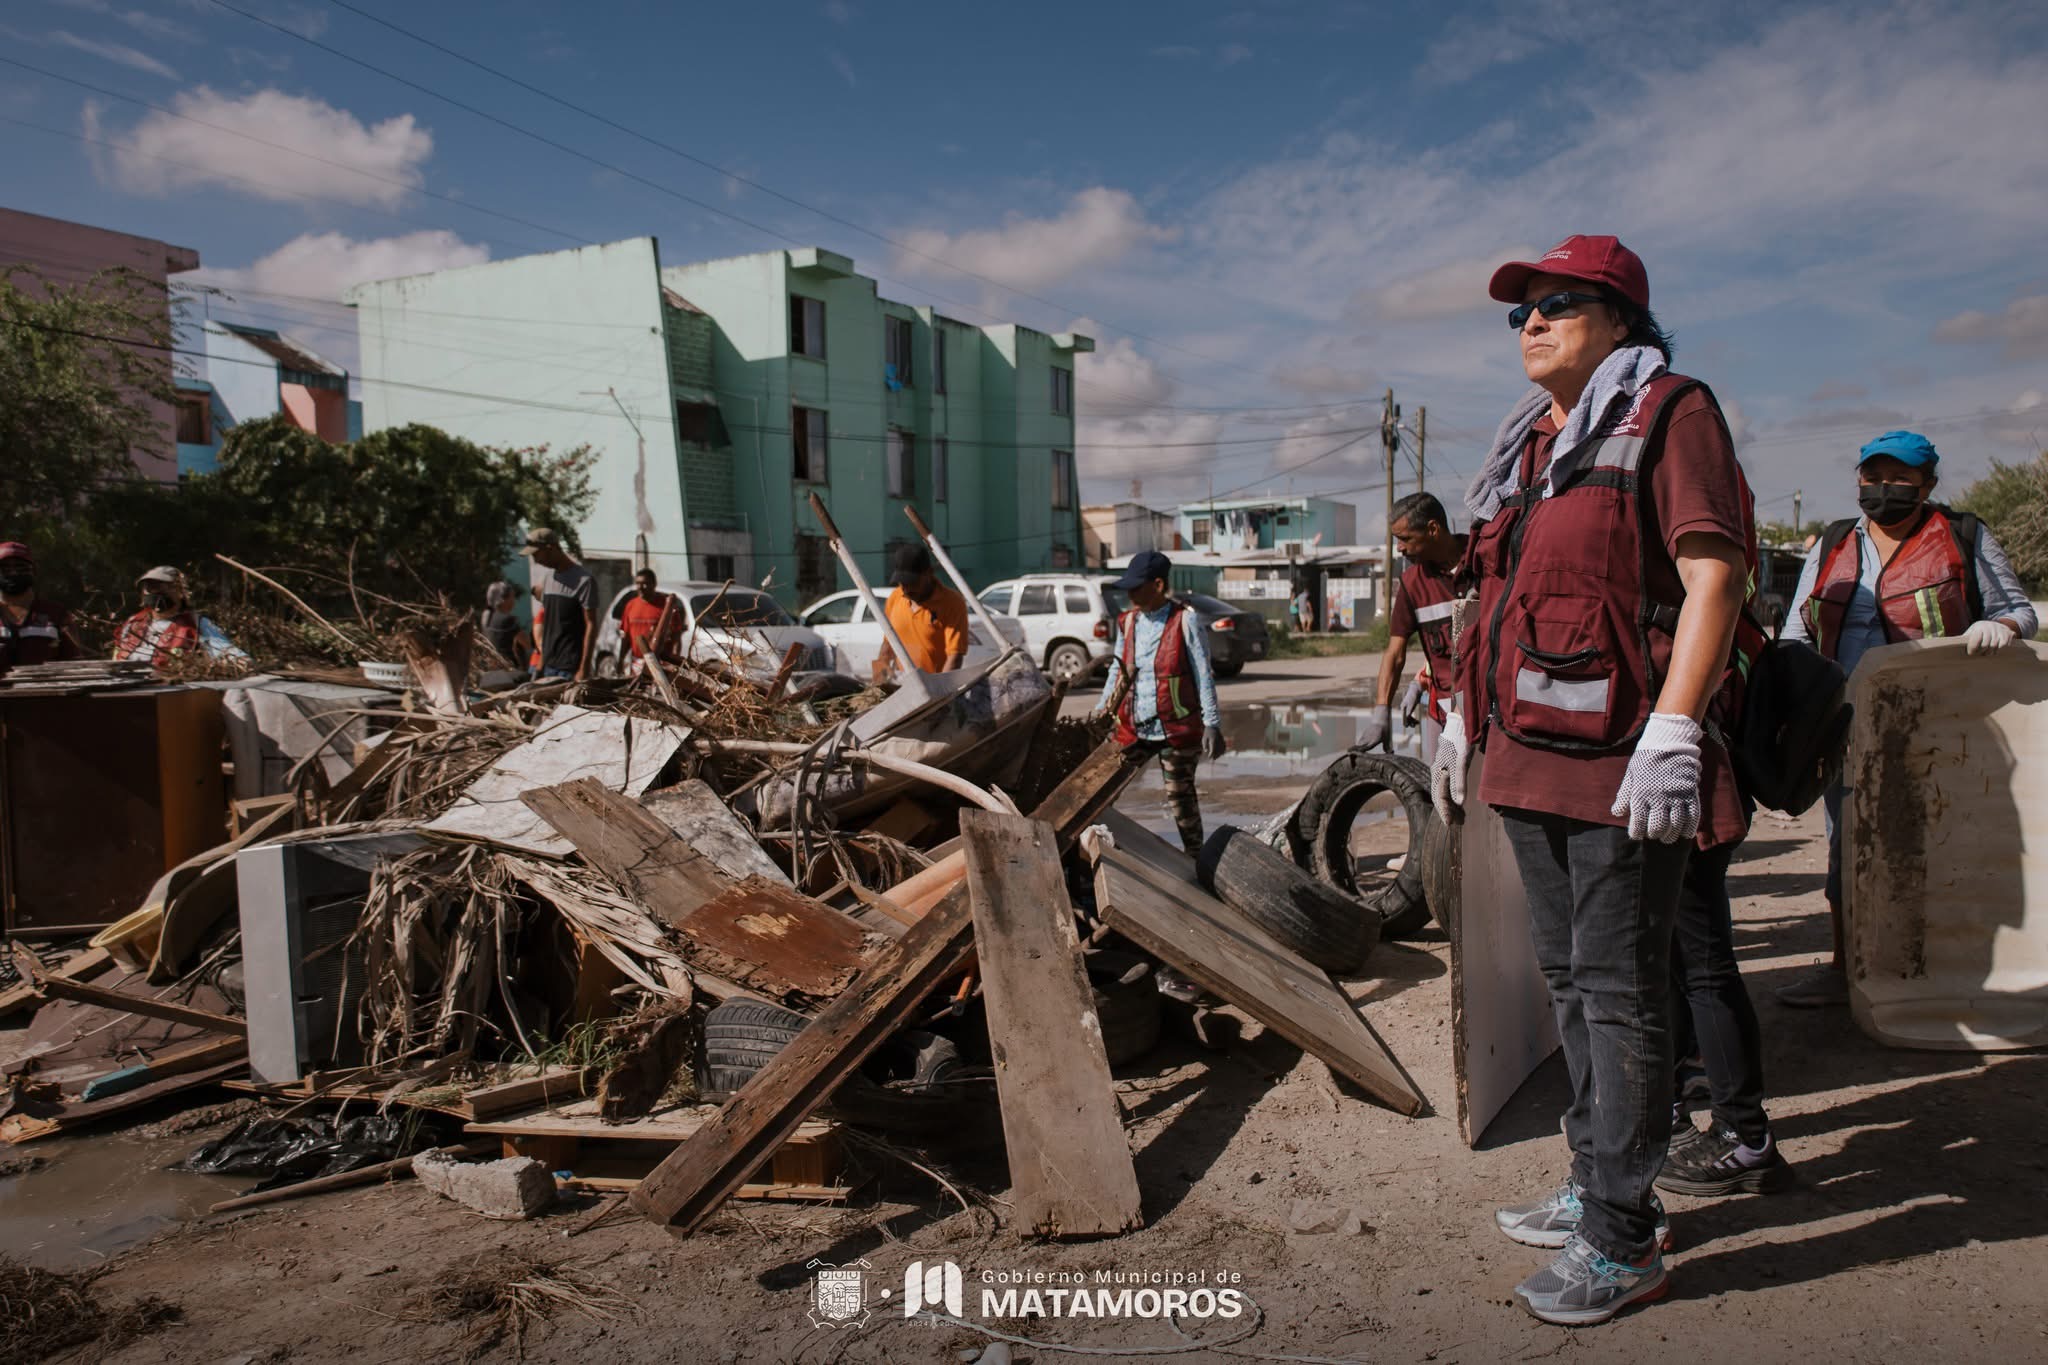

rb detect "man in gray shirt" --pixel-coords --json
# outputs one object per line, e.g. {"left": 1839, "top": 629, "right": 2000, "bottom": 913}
{"left": 522, "top": 528, "right": 597, "bottom": 681}
{"left": 1776, "top": 430, "right": 2036, "bottom": 1006}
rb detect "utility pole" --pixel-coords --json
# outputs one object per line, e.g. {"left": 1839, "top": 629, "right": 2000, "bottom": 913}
{"left": 1416, "top": 406, "right": 1427, "bottom": 495}
{"left": 1381, "top": 388, "right": 1398, "bottom": 622}
{"left": 1792, "top": 488, "right": 1803, "bottom": 539}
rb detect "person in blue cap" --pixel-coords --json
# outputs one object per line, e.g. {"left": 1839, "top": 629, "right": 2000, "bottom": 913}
{"left": 1775, "top": 430, "right": 2037, "bottom": 1007}
{"left": 1092, "top": 549, "right": 1226, "bottom": 854}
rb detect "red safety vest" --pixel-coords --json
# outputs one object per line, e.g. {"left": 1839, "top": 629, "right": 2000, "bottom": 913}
{"left": 1399, "top": 540, "right": 1465, "bottom": 722}
{"left": 115, "top": 610, "right": 201, "bottom": 670}
{"left": 1470, "top": 374, "right": 1751, "bottom": 754}
{"left": 1112, "top": 603, "right": 1205, "bottom": 750}
{"left": 1802, "top": 507, "right": 1975, "bottom": 660}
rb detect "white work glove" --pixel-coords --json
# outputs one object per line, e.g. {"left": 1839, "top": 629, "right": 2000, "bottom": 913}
{"left": 1963, "top": 620, "right": 2017, "bottom": 656}
{"left": 1611, "top": 712, "right": 1703, "bottom": 844}
{"left": 1353, "top": 703, "right": 1393, "bottom": 753}
{"left": 1430, "top": 701, "right": 1469, "bottom": 823}
{"left": 1201, "top": 727, "right": 1226, "bottom": 761}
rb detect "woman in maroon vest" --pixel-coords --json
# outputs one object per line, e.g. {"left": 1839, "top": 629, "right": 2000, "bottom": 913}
{"left": 1433, "top": 236, "right": 1761, "bottom": 1325}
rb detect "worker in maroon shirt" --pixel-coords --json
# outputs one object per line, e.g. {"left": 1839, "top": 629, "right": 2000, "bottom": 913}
{"left": 0, "top": 541, "right": 85, "bottom": 677}
{"left": 1433, "top": 236, "right": 1773, "bottom": 1326}
{"left": 1357, "top": 491, "right": 1466, "bottom": 757}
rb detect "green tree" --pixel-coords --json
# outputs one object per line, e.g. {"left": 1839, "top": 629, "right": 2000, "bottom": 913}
{"left": 1955, "top": 451, "right": 2048, "bottom": 591}
{"left": 0, "top": 264, "right": 179, "bottom": 526}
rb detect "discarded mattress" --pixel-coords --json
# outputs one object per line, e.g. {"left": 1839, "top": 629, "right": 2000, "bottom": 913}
{"left": 1844, "top": 638, "right": 2048, "bottom": 1050}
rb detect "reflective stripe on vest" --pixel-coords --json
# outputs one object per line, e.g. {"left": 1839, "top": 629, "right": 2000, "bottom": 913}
{"left": 1113, "top": 603, "right": 1205, "bottom": 750}
{"left": 1802, "top": 508, "right": 1972, "bottom": 661}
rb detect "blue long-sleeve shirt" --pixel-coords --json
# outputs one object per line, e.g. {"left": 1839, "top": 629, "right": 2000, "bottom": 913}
{"left": 1780, "top": 514, "right": 2037, "bottom": 677}
{"left": 1097, "top": 603, "right": 1223, "bottom": 740}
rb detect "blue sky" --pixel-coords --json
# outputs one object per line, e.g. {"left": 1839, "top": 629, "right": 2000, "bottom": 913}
{"left": 6, "top": 0, "right": 2047, "bottom": 533}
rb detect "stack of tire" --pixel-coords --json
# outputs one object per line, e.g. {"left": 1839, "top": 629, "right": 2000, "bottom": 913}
{"left": 1219, "top": 752, "right": 1451, "bottom": 974}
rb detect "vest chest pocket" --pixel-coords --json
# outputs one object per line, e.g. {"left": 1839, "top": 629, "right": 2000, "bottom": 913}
{"left": 1498, "top": 590, "right": 1636, "bottom": 746}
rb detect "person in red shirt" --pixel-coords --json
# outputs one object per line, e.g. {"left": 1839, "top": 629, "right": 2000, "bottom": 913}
{"left": 114, "top": 565, "right": 203, "bottom": 671}
{"left": 0, "top": 541, "right": 85, "bottom": 677}
{"left": 1437, "top": 236, "right": 1775, "bottom": 1326}
{"left": 619, "top": 569, "right": 680, "bottom": 673}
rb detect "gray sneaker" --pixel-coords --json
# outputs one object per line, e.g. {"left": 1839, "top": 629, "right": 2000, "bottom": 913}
{"left": 1514, "top": 1235, "right": 1669, "bottom": 1326}
{"left": 1495, "top": 1179, "right": 1671, "bottom": 1250}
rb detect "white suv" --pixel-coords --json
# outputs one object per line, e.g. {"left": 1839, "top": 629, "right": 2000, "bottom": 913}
{"left": 976, "top": 575, "right": 1125, "bottom": 683}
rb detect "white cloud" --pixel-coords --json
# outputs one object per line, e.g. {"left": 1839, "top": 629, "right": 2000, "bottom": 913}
{"left": 1934, "top": 294, "right": 2048, "bottom": 360}
{"left": 88, "top": 86, "right": 434, "bottom": 208}
{"left": 829, "top": 51, "right": 857, "bottom": 89}
{"left": 896, "top": 188, "right": 1176, "bottom": 295}
{"left": 1217, "top": 43, "right": 1254, "bottom": 67}
{"left": 1073, "top": 328, "right": 1225, "bottom": 502}
{"left": 54, "top": 0, "right": 197, "bottom": 42}
{"left": 1356, "top": 245, "right": 1539, "bottom": 322}
{"left": 48, "top": 31, "right": 178, "bottom": 79}
{"left": 195, "top": 230, "right": 490, "bottom": 304}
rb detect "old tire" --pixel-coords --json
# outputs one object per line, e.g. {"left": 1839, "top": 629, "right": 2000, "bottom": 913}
{"left": 1418, "top": 804, "right": 1460, "bottom": 943}
{"left": 701, "top": 997, "right": 809, "bottom": 1095}
{"left": 1213, "top": 658, "right": 1244, "bottom": 679}
{"left": 1085, "top": 948, "right": 1162, "bottom": 1065}
{"left": 1045, "top": 641, "right": 1092, "bottom": 683}
{"left": 1197, "top": 825, "right": 1377, "bottom": 973}
{"left": 1292, "top": 751, "right": 1436, "bottom": 939}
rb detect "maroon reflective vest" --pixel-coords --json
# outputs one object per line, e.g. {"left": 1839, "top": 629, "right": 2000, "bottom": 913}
{"left": 1472, "top": 373, "right": 1749, "bottom": 754}
{"left": 1112, "top": 603, "right": 1205, "bottom": 750}
{"left": 1398, "top": 542, "right": 1465, "bottom": 722}
{"left": 1802, "top": 507, "right": 1976, "bottom": 660}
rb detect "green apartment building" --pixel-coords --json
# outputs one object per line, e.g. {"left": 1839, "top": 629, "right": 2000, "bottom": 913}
{"left": 346, "top": 240, "right": 1091, "bottom": 608}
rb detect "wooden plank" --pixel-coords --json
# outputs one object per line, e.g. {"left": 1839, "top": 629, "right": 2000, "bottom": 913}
{"left": 628, "top": 885, "right": 976, "bottom": 1232}
{"left": 18, "top": 960, "right": 247, "bottom": 1037}
{"left": 1093, "top": 842, "right": 1424, "bottom": 1116}
{"left": 1451, "top": 752, "right": 1557, "bottom": 1145}
{"left": 521, "top": 777, "right": 732, "bottom": 921}
{"left": 0, "top": 947, "right": 110, "bottom": 1019}
{"left": 467, "top": 1098, "right": 836, "bottom": 1144}
{"left": 641, "top": 780, "right": 791, "bottom": 886}
{"left": 452, "top": 1067, "right": 593, "bottom": 1120}
{"left": 1, "top": 1061, "right": 246, "bottom": 1143}
{"left": 961, "top": 811, "right": 1142, "bottom": 1238}
{"left": 677, "top": 877, "right": 866, "bottom": 1000}
{"left": 570, "top": 1175, "right": 851, "bottom": 1203}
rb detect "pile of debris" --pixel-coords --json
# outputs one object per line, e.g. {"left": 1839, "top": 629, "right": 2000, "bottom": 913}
{"left": 1, "top": 505, "right": 1422, "bottom": 1253}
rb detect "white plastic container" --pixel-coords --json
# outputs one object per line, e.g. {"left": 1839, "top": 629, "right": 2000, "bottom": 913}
{"left": 1844, "top": 637, "right": 2048, "bottom": 1050}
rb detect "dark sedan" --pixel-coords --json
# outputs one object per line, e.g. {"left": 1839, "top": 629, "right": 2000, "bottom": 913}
{"left": 1178, "top": 592, "right": 1269, "bottom": 677}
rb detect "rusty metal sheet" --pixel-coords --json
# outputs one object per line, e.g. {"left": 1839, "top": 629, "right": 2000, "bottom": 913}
{"left": 677, "top": 877, "right": 867, "bottom": 1002}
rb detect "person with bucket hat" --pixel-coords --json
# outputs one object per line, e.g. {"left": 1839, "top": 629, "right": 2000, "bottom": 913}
{"left": 114, "top": 566, "right": 206, "bottom": 670}
{"left": 1773, "top": 430, "right": 2036, "bottom": 1008}
{"left": 0, "top": 541, "right": 85, "bottom": 677}
{"left": 1093, "top": 549, "right": 1225, "bottom": 855}
{"left": 1435, "top": 235, "right": 1771, "bottom": 1324}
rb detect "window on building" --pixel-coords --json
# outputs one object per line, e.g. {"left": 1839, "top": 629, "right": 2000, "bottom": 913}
{"left": 884, "top": 315, "right": 914, "bottom": 387}
{"left": 175, "top": 392, "right": 209, "bottom": 445}
{"left": 790, "top": 295, "right": 826, "bottom": 359}
{"left": 887, "top": 428, "right": 915, "bottom": 498}
{"left": 1191, "top": 516, "right": 1212, "bottom": 547}
{"left": 933, "top": 437, "right": 949, "bottom": 503}
{"left": 1050, "top": 545, "right": 1075, "bottom": 569}
{"left": 1050, "top": 367, "right": 1073, "bottom": 415}
{"left": 792, "top": 406, "right": 828, "bottom": 482}
{"left": 699, "top": 553, "right": 737, "bottom": 582}
{"left": 1051, "top": 449, "right": 1075, "bottom": 510}
{"left": 675, "top": 401, "right": 723, "bottom": 445}
{"left": 932, "top": 329, "right": 947, "bottom": 393}
{"left": 1017, "top": 584, "right": 1057, "bottom": 615}
{"left": 796, "top": 534, "right": 836, "bottom": 601}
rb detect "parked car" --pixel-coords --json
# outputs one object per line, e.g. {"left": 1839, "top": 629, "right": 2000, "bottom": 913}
{"left": 592, "top": 582, "right": 830, "bottom": 678}
{"left": 796, "top": 589, "right": 1028, "bottom": 678}
{"left": 1173, "top": 592, "right": 1270, "bottom": 678}
{"left": 974, "top": 575, "right": 1126, "bottom": 682}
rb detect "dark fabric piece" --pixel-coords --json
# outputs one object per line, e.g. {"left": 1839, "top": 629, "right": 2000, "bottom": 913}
{"left": 1668, "top": 840, "right": 1769, "bottom": 1145}
{"left": 1501, "top": 808, "right": 1687, "bottom": 1261}
{"left": 537, "top": 563, "right": 595, "bottom": 676}
{"left": 0, "top": 597, "right": 78, "bottom": 675}
{"left": 481, "top": 609, "right": 520, "bottom": 662}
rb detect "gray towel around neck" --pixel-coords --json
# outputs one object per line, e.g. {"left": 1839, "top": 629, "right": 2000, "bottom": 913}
{"left": 1464, "top": 344, "right": 1667, "bottom": 524}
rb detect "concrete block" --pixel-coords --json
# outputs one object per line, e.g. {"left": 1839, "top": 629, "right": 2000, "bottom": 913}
{"left": 414, "top": 1149, "right": 557, "bottom": 1220}
{"left": 1286, "top": 1200, "right": 1373, "bottom": 1236}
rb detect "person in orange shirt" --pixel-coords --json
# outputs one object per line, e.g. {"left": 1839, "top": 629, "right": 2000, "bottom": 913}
{"left": 619, "top": 569, "right": 680, "bottom": 674}
{"left": 873, "top": 545, "right": 969, "bottom": 685}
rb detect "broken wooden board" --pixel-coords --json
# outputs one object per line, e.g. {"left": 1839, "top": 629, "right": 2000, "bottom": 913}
{"left": 468, "top": 1098, "right": 835, "bottom": 1146}
{"left": 1449, "top": 753, "right": 1557, "bottom": 1145}
{"left": 521, "top": 777, "right": 731, "bottom": 918}
{"left": 1092, "top": 834, "right": 1424, "bottom": 1117}
{"left": 426, "top": 704, "right": 688, "bottom": 855}
{"left": 0, "top": 947, "right": 110, "bottom": 1020}
{"left": 962, "top": 810, "right": 1142, "bottom": 1238}
{"left": 629, "top": 885, "right": 976, "bottom": 1233}
{"left": 641, "top": 780, "right": 791, "bottom": 886}
{"left": 221, "top": 1065, "right": 591, "bottom": 1121}
{"left": 676, "top": 877, "right": 866, "bottom": 1001}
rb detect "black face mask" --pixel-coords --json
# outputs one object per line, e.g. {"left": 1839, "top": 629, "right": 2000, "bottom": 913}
{"left": 0, "top": 573, "right": 32, "bottom": 596}
{"left": 1857, "top": 483, "right": 1924, "bottom": 528}
{"left": 149, "top": 593, "right": 178, "bottom": 612}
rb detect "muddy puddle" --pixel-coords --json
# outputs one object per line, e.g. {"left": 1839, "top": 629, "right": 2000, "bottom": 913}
{"left": 0, "top": 1122, "right": 242, "bottom": 1270}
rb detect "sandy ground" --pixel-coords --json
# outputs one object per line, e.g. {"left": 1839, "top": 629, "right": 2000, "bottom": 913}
{"left": 16, "top": 659, "right": 2048, "bottom": 1362}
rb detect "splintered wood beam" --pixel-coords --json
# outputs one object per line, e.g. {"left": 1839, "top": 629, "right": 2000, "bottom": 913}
{"left": 961, "top": 810, "right": 1141, "bottom": 1237}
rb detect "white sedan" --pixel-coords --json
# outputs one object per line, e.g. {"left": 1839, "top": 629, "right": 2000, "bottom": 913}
{"left": 797, "top": 589, "right": 1027, "bottom": 678}
{"left": 593, "top": 582, "right": 831, "bottom": 678}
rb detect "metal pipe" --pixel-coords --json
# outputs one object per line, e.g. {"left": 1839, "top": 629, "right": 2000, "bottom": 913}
{"left": 807, "top": 491, "right": 928, "bottom": 689}
{"left": 695, "top": 737, "right": 1010, "bottom": 812}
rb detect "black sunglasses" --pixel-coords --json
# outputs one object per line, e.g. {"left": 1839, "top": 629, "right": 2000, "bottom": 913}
{"left": 1508, "top": 291, "right": 1608, "bottom": 330}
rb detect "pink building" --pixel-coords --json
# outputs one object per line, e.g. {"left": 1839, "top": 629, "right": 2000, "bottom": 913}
{"left": 0, "top": 206, "right": 201, "bottom": 483}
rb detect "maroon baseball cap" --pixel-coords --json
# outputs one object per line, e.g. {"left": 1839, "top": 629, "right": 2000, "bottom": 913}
{"left": 0, "top": 542, "right": 30, "bottom": 565}
{"left": 1488, "top": 235, "right": 1649, "bottom": 310}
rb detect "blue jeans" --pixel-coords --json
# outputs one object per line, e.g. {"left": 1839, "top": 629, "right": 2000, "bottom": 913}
{"left": 1501, "top": 810, "right": 1689, "bottom": 1261}
{"left": 538, "top": 666, "right": 576, "bottom": 680}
